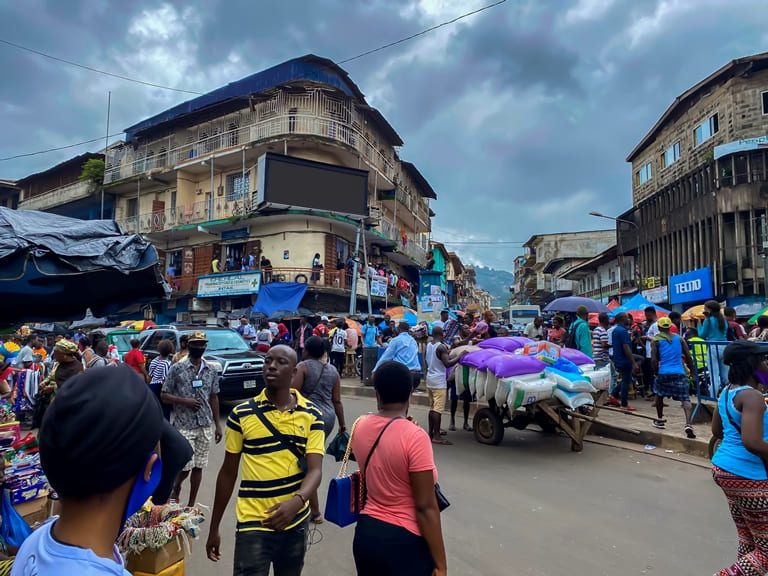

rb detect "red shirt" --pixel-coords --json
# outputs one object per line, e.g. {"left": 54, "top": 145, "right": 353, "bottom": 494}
{"left": 124, "top": 348, "right": 145, "bottom": 375}
{"left": 670, "top": 324, "right": 680, "bottom": 335}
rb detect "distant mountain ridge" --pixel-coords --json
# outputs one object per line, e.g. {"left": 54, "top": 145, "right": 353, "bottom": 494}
{"left": 473, "top": 266, "right": 514, "bottom": 307}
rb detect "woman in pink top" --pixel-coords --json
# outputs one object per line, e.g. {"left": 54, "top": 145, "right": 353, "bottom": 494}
{"left": 350, "top": 361, "right": 447, "bottom": 576}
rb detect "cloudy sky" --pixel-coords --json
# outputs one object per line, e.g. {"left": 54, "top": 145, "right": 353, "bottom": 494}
{"left": 1, "top": 0, "right": 766, "bottom": 272}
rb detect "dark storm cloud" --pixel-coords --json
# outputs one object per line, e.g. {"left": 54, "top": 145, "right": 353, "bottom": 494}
{"left": 1, "top": 0, "right": 767, "bottom": 271}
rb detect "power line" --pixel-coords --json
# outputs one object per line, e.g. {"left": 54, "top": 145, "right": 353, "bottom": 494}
{"left": 0, "top": 1, "right": 508, "bottom": 163}
{"left": 337, "top": 0, "right": 507, "bottom": 64}
{"left": 0, "top": 38, "right": 202, "bottom": 95}
{"left": 0, "top": 133, "right": 124, "bottom": 161}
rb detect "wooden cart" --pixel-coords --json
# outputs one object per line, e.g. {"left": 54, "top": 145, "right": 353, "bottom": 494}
{"left": 472, "top": 390, "right": 644, "bottom": 452}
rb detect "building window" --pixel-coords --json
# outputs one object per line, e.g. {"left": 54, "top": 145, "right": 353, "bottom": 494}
{"left": 225, "top": 172, "right": 249, "bottom": 202}
{"left": 634, "top": 162, "right": 652, "bottom": 186}
{"left": 127, "top": 198, "right": 138, "bottom": 217}
{"left": 661, "top": 142, "right": 681, "bottom": 169}
{"left": 762, "top": 91, "right": 768, "bottom": 115}
{"left": 694, "top": 113, "right": 719, "bottom": 146}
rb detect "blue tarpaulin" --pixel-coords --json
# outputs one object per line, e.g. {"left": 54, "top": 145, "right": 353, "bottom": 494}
{"left": 609, "top": 293, "right": 669, "bottom": 317}
{"left": 252, "top": 282, "right": 308, "bottom": 317}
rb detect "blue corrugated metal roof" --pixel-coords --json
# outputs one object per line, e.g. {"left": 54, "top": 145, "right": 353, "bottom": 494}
{"left": 124, "top": 54, "right": 400, "bottom": 143}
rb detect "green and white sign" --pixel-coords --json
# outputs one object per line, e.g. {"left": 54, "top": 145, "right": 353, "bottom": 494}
{"left": 197, "top": 271, "right": 262, "bottom": 298}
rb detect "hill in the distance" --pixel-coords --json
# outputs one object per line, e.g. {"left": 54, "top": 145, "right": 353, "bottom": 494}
{"left": 473, "top": 266, "right": 514, "bottom": 307}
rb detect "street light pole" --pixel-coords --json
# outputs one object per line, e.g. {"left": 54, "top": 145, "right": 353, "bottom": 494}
{"left": 589, "top": 211, "right": 641, "bottom": 288}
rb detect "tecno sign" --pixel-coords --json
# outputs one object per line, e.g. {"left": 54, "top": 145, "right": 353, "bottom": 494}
{"left": 674, "top": 279, "right": 701, "bottom": 295}
{"left": 668, "top": 267, "right": 713, "bottom": 305}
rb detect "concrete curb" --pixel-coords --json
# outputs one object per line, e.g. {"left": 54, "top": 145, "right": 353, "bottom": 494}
{"left": 341, "top": 382, "right": 711, "bottom": 459}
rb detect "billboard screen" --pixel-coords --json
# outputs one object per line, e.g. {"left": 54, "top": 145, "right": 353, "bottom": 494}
{"left": 669, "top": 267, "right": 713, "bottom": 304}
{"left": 256, "top": 153, "right": 368, "bottom": 218}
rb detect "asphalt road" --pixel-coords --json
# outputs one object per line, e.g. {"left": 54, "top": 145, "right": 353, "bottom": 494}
{"left": 184, "top": 396, "right": 736, "bottom": 576}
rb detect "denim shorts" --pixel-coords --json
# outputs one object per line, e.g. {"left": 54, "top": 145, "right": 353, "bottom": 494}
{"left": 233, "top": 519, "right": 308, "bottom": 576}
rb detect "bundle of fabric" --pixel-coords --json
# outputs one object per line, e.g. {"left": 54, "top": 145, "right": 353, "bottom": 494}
{"left": 118, "top": 502, "right": 205, "bottom": 557}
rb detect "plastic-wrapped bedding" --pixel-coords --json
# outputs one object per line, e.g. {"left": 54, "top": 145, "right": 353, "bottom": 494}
{"left": 478, "top": 336, "right": 532, "bottom": 353}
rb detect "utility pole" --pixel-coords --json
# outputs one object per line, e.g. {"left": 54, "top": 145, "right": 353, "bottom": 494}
{"left": 762, "top": 213, "right": 768, "bottom": 302}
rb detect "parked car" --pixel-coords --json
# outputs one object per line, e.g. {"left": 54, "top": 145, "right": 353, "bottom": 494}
{"left": 140, "top": 326, "right": 265, "bottom": 400}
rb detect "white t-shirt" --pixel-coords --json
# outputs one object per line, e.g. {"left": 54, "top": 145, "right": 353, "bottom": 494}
{"left": 432, "top": 320, "right": 445, "bottom": 329}
{"left": 645, "top": 321, "right": 659, "bottom": 358}
{"left": 331, "top": 328, "right": 347, "bottom": 353}
{"left": 425, "top": 341, "right": 447, "bottom": 389}
{"left": 524, "top": 322, "right": 544, "bottom": 340}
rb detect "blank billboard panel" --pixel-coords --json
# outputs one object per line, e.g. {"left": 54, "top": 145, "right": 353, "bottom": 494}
{"left": 256, "top": 153, "right": 368, "bottom": 218}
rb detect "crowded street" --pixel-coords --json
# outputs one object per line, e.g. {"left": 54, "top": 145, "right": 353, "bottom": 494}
{"left": 4, "top": 2, "right": 768, "bottom": 576}
{"left": 185, "top": 394, "right": 733, "bottom": 575}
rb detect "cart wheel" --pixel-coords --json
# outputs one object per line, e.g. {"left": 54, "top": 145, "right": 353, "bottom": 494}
{"left": 708, "top": 436, "right": 721, "bottom": 460}
{"left": 473, "top": 408, "right": 504, "bottom": 445}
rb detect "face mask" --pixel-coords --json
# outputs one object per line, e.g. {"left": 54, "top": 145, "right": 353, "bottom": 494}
{"left": 188, "top": 347, "right": 205, "bottom": 359}
{"left": 124, "top": 451, "right": 162, "bottom": 524}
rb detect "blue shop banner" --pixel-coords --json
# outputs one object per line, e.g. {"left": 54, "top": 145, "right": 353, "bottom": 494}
{"left": 669, "top": 267, "right": 713, "bottom": 304}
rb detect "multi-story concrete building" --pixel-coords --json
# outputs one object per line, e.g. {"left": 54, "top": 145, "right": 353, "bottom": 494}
{"left": 626, "top": 52, "right": 768, "bottom": 307}
{"left": 518, "top": 231, "right": 615, "bottom": 306}
{"left": 99, "top": 54, "right": 435, "bottom": 321}
{"left": 15, "top": 153, "right": 106, "bottom": 219}
{"left": 0, "top": 179, "right": 20, "bottom": 210}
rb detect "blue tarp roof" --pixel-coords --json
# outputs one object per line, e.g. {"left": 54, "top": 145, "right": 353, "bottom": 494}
{"left": 609, "top": 293, "right": 669, "bottom": 317}
{"left": 124, "top": 54, "right": 402, "bottom": 145}
{"left": 252, "top": 282, "right": 308, "bottom": 317}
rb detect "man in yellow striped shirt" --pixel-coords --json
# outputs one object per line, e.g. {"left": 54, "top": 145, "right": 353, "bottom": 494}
{"left": 205, "top": 345, "right": 324, "bottom": 576}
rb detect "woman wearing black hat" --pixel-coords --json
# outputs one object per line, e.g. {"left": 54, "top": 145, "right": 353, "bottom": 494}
{"left": 712, "top": 340, "right": 768, "bottom": 575}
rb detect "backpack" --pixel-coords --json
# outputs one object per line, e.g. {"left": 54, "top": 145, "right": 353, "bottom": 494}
{"left": 726, "top": 324, "right": 738, "bottom": 342}
{"left": 565, "top": 322, "right": 579, "bottom": 349}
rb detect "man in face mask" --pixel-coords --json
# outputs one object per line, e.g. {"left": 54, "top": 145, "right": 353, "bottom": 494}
{"left": 161, "top": 331, "right": 222, "bottom": 507}
{"left": 13, "top": 365, "right": 166, "bottom": 575}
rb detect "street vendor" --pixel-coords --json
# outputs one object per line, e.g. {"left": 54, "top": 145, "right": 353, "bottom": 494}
{"left": 39, "top": 340, "right": 82, "bottom": 400}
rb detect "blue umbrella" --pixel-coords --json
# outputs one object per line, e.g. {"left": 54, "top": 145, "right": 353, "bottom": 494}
{"left": 543, "top": 296, "right": 609, "bottom": 314}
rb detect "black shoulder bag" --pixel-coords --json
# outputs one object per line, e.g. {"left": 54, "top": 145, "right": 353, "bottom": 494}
{"left": 363, "top": 417, "right": 450, "bottom": 512}
{"left": 723, "top": 387, "right": 768, "bottom": 477}
{"left": 250, "top": 399, "right": 308, "bottom": 474}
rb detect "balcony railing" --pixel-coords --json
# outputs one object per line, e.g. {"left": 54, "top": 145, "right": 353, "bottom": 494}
{"left": 116, "top": 193, "right": 259, "bottom": 234}
{"left": 578, "top": 282, "right": 620, "bottom": 299}
{"left": 104, "top": 114, "right": 397, "bottom": 186}
{"left": 18, "top": 180, "right": 93, "bottom": 211}
{"left": 379, "top": 218, "right": 427, "bottom": 264}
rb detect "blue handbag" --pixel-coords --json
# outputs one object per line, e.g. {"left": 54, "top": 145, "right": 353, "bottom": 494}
{"left": 325, "top": 416, "right": 400, "bottom": 527}
{"left": 325, "top": 417, "right": 363, "bottom": 527}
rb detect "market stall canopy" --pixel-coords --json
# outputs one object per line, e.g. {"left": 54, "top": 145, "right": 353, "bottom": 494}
{"left": 252, "top": 282, "right": 308, "bottom": 318}
{"left": 609, "top": 293, "right": 669, "bottom": 318}
{"left": 0, "top": 207, "right": 170, "bottom": 323}
{"left": 383, "top": 306, "right": 418, "bottom": 325}
{"left": 70, "top": 309, "right": 108, "bottom": 330}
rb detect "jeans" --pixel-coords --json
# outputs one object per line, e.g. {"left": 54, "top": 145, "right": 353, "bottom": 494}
{"left": 410, "top": 371, "right": 422, "bottom": 392}
{"left": 233, "top": 520, "right": 308, "bottom": 576}
{"left": 608, "top": 359, "right": 617, "bottom": 397}
{"left": 615, "top": 364, "right": 633, "bottom": 407}
{"left": 329, "top": 351, "right": 345, "bottom": 375}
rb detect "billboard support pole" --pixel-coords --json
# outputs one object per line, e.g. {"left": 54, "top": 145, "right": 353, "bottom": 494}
{"left": 349, "top": 225, "right": 361, "bottom": 316}
{"left": 361, "top": 221, "right": 372, "bottom": 315}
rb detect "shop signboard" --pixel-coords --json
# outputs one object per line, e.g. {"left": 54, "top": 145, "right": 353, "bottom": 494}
{"left": 197, "top": 271, "right": 262, "bottom": 298}
{"left": 714, "top": 135, "right": 768, "bottom": 160}
{"left": 371, "top": 277, "right": 387, "bottom": 297}
{"left": 669, "top": 267, "right": 713, "bottom": 305}
{"left": 642, "top": 285, "right": 668, "bottom": 304}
